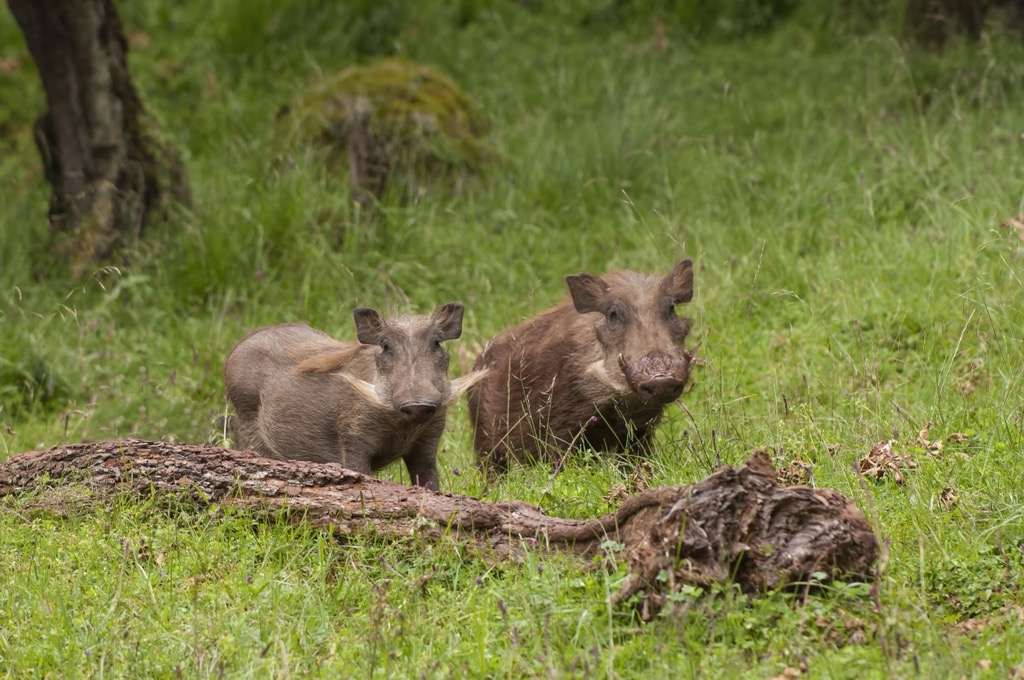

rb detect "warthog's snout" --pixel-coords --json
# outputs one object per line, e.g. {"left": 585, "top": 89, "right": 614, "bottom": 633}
{"left": 621, "top": 351, "right": 691, "bottom": 404}
{"left": 399, "top": 401, "right": 439, "bottom": 424}
{"left": 636, "top": 376, "right": 685, "bottom": 403}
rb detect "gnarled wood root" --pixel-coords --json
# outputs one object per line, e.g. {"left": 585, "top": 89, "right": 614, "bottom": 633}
{"left": 0, "top": 440, "right": 878, "bottom": 619}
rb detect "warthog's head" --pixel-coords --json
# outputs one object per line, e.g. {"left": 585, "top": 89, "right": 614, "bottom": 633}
{"left": 346, "top": 303, "right": 483, "bottom": 424}
{"left": 567, "top": 259, "right": 695, "bottom": 404}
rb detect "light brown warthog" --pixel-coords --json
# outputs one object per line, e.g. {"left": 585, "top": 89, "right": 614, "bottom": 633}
{"left": 224, "top": 303, "right": 483, "bottom": 491}
{"left": 467, "top": 260, "right": 697, "bottom": 473}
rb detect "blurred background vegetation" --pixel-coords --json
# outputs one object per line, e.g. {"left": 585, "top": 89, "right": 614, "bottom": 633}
{"left": 1, "top": 0, "right": 1022, "bottom": 453}
{"left": 0, "top": 0, "right": 1021, "bottom": 456}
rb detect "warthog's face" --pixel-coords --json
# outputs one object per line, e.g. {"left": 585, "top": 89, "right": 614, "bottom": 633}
{"left": 353, "top": 303, "right": 465, "bottom": 424}
{"left": 567, "top": 259, "right": 695, "bottom": 404}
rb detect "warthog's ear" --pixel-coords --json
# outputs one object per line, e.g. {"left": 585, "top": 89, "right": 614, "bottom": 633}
{"left": 660, "top": 259, "right": 694, "bottom": 305}
{"left": 432, "top": 302, "right": 465, "bottom": 341}
{"left": 566, "top": 272, "right": 609, "bottom": 314}
{"left": 353, "top": 307, "right": 387, "bottom": 345}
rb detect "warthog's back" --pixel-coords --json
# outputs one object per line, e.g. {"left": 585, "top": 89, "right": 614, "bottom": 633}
{"left": 225, "top": 324, "right": 337, "bottom": 417}
{"left": 224, "top": 324, "right": 373, "bottom": 461}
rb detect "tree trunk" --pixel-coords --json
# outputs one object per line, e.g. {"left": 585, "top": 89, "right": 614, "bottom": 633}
{"left": 904, "top": 0, "right": 985, "bottom": 47}
{"left": 6, "top": 0, "right": 190, "bottom": 277}
{"left": 0, "top": 439, "right": 879, "bottom": 619}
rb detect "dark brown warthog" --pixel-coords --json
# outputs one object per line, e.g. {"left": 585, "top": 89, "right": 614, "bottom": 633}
{"left": 467, "top": 260, "right": 697, "bottom": 473}
{"left": 224, "top": 303, "right": 484, "bottom": 491}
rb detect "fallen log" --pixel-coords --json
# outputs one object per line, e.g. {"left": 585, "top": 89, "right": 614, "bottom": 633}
{"left": 0, "top": 439, "right": 878, "bottom": 619}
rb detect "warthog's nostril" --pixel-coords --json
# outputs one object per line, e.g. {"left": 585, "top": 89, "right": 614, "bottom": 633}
{"left": 637, "top": 377, "right": 685, "bottom": 403}
{"left": 400, "top": 402, "right": 438, "bottom": 423}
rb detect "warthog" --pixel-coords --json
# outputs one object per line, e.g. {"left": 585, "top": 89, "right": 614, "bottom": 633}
{"left": 225, "top": 303, "right": 484, "bottom": 491}
{"left": 467, "top": 260, "right": 697, "bottom": 473}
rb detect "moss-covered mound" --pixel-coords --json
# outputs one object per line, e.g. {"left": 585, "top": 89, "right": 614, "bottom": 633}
{"left": 286, "top": 58, "right": 489, "bottom": 204}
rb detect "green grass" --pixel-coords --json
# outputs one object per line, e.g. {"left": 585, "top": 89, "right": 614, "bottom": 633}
{"left": 3, "top": 0, "right": 1024, "bottom": 676}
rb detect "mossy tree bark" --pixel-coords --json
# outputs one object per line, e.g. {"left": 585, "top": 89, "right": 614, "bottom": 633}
{"left": 6, "top": 0, "right": 190, "bottom": 276}
{"left": 0, "top": 439, "right": 880, "bottom": 620}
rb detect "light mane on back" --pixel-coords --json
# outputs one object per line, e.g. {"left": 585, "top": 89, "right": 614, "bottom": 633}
{"left": 296, "top": 343, "right": 371, "bottom": 374}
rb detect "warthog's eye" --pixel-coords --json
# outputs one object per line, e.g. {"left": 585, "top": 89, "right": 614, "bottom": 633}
{"left": 607, "top": 307, "right": 620, "bottom": 323}
{"left": 380, "top": 339, "right": 392, "bottom": 353}
{"left": 434, "top": 338, "right": 443, "bottom": 350}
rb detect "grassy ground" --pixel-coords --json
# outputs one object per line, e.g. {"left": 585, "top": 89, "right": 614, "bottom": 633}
{"left": 2, "top": 0, "right": 1024, "bottom": 676}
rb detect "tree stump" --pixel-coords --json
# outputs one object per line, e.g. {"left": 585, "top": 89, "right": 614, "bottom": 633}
{"left": 0, "top": 439, "right": 879, "bottom": 619}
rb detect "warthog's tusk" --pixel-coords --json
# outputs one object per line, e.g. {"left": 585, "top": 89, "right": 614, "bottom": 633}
{"left": 336, "top": 373, "right": 387, "bottom": 406}
{"left": 586, "top": 359, "right": 629, "bottom": 395}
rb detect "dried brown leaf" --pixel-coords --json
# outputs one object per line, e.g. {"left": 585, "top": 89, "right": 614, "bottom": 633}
{"left": 940, "top": 485, "right": 958, "bottom": 511}
{"left": 767, "top": 668, "right": 803, "bottom": 680}
{"left": 914, "top": 422, "right": 943, "bottom": 456}
{"left": 627, "top": 468, "right": 652, "bottom": 493}
{"left": 604, "top": 484, "right": 630, "bottom": 505}
{"left": 606, "top": 459, "right": 654, "bottom": 504}
{"left": 135, "top": 538, "right": 150, "bottom": 562}
{"left": 956, "top": 616, "right": 989, "bottom": 635}
{"left": 867, "top": 439, "right": 895, "bottom": 460}
{"left": 950, "top": 605, "right": 1024, "bottom": 640}
{"left": 777, "top": 459, "right": 813, "bottom": 486}
{"left": 859, "top": 440, "right": 916, "bottom": 484}
{"left": 915, "top": 422, "right": 932, "bottom": 442}
{"left": 946, "top": 432, "right": 970, "bottom": 443}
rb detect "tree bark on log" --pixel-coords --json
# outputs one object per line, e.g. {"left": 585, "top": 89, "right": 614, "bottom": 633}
{"left": 0, "top": 439, "right": 879, "bottom": 620}
{"left": 6, "top": 0, "right": 190, "bottom": 276}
